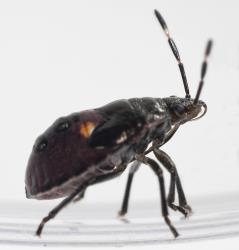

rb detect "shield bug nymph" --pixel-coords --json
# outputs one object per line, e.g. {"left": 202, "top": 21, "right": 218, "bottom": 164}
{"left": 25, "top": 9, "right": 213, "bottom": 238}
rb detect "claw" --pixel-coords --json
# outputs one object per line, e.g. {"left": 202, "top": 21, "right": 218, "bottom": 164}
{"left": 117, "top": 210, "right": 126, "bottom": 218}
{"left": 168, "top": 203, "right": 193, "bottom": 218}
{"left": 182, "top": 205, "right": 193, "bottom": 218}
{"left": 117, "top": 211, "right": 130, "bottom": 223}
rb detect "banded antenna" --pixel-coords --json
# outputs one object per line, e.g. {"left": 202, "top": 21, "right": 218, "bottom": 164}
{"left": 194, "top": 40, "right": 213, "bottom": 104}
{"left": 154, "top": 9, "right": 191, "bottom": 99}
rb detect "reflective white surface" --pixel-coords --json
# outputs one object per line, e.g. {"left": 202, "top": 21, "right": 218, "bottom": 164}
{"left": 0, "top": 193, "right": 239, "bottom": 247}
{"left": 0, "top": 0, "right": 239, "bottom": 202}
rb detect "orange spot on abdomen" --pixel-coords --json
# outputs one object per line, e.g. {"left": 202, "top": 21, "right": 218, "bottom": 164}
{"left": 80, "top": 122, "right": 96, "bottom": 138}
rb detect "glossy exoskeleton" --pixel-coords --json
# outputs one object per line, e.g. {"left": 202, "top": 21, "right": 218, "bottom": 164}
{"left": 25, "top": 9, "right": 213, "bottom": 237}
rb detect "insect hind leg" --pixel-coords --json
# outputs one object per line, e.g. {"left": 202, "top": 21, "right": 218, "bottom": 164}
{"left": 73, "top": 188, "right": 86, "bottom": 203}
{"left": 36, "top": 181, "right": 90, "bottom": 236}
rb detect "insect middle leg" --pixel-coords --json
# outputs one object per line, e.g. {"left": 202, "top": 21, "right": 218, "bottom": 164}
{"left": 118, "top": 161, "right": 141, "bottom": 217}
{"left": 153, "top": 148, "right": 192, "bottom": 217}
{"left": 136, "top": 154, "right": 179, "bottom": 237}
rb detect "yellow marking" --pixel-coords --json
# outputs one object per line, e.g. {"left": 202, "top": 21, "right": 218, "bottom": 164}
{"left": 80, "top": 122, "right": 96, "bottom": 138}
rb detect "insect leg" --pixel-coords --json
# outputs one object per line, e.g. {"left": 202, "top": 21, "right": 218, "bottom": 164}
{"left": 144, "top": 124, "right": 180, "bottom": 156}
{"left": 73, "top": 188, "right": 86, "bottom": 202}
{"left": 136, "top": 155, "right": 179, "bottom": 238}
{"left": 36, "top": 182, "right": 88, "bottom": 236}
{"left": 118, "top": 161, "right": 141, "bottom": 217}
{"left": 153, "top": 148, "right": 192, "bottom": 217}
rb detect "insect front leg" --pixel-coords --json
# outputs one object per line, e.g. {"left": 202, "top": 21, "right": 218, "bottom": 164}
{"left": 153, "top": 148, "right": 192, "bottom": 217}
{"left": 135, "top": 154, "right": 179, "bottom": 238}
{"left": 118, "top": 161, "right": 141, "bottom": 217}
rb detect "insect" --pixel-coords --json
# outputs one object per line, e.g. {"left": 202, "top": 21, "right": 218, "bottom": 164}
{"left": 25, "top": 9, "right": 213, "bottom": 238}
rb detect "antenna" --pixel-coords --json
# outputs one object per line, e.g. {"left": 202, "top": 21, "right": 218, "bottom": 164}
{"left": 154, "top": 9, "right": 191, "bottom": 99}
{"left": 194, "top": 40, "right": 213, "bottom": 104}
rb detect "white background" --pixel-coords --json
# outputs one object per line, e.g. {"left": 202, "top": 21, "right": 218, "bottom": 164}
{"left": 0, "top": 0, "right": 239, "bottom": 248}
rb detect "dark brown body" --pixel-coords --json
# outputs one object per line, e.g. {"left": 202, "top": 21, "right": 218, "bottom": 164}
{"left": 26, "top": 110, "right": 106, "bottom": 199}
{"left": 25, "top": 98, "right": 171, "bottom": 200}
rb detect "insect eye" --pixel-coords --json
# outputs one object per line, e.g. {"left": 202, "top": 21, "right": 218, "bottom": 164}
{"left": 34, "top": 139, "right": 48, "bottom": 152}
{"left": 174, "top": 104, "right": 185, "bottom": 116}
{"left": 56, "top": 121, "right": 70, "bottom": 132}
